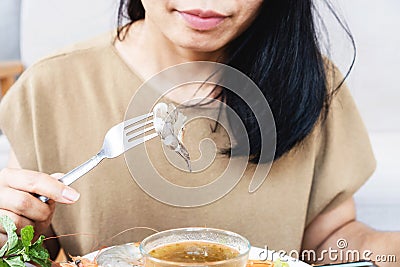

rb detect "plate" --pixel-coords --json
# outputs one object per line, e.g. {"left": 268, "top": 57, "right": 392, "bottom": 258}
{"left": 250, "top": 246, "right": 311, "bottom": 267}
{"left": 83, "top": 243, "right": 311, "bottom": 267}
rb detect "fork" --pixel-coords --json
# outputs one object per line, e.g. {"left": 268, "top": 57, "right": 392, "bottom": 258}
{"left": 38, "top": 113, "right": 158, "bottom": 202}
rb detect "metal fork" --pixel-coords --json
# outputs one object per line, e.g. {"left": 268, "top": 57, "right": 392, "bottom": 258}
{"left": 38, "top": 113, "right": 157, "bottom": 202}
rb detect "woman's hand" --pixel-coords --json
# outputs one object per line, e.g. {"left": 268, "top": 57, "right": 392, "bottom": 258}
{"left": 0, "top": 168, "right": 80, "bottom": 247}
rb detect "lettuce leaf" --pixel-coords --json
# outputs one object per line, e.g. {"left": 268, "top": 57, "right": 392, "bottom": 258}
{"left": 0, "top": 216, "right": 51, "bottom": 267}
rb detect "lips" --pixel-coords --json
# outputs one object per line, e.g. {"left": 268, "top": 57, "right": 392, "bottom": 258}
{"left": 178, "top": 9, "right": 227, "bottom": 31}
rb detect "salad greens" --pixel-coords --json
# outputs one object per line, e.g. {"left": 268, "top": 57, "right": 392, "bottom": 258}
{"left": 274, "top": 258, "right": 290, "bottom": 267}
{"left": 0, "top": 216, "right": 51, "bottom": 267}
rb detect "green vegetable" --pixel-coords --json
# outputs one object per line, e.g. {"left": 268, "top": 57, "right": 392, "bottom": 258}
{"left": 274, "top": 258, "right": 290, "bottom": 267}
{"left": 0, "top": 216, "right": 51, "bottom": 267}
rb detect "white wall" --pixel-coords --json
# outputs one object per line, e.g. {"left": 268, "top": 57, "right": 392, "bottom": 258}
{"left": 0, "top": 0, "right": 21, "bottom": 60}
{"left": 322, "top": 0, "right": 400, "bottom": 231}
{"left": 20, "top": 0, "right": 119, "bottom": 66}
{"left": 323, "top": 0, "right": 400, "bottom": 132}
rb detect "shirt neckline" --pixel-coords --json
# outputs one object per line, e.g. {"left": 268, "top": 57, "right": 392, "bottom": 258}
{"left": 108, "top": 33, "right": 146, "bottom": 84}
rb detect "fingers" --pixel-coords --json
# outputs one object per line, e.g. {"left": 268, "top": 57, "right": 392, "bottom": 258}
{"left": 0, "top": 188, "right": 53, "bottom": 222}
{"left": 0, "top": 168, "right": 80, "bottom": 203}
{"left": 0, "top": 209, "right": 35, "bottom": 235}
{"left": 0, "top": 169, "right": 66, "bottom": 247}
{"left": 0, "top": 233, "right": 6, "bottom": 247}
{"left": 0, "top": 209, "right": 50, "bottom": 246}
{"left": 51, "top": 173, "right": 64, "bottom": 180}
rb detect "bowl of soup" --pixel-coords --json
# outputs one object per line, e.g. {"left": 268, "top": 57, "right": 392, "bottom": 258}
{"left": 139, "top": 227, "right": 251, "bottom": 267}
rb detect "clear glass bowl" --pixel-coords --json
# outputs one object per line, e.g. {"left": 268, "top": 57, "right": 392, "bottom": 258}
{"left": 140, "top": 227, "right": 251, "bottom": 267}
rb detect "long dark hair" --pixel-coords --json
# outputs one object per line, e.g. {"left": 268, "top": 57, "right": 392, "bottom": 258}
{"left": 117, "top": 0, "right": 356, "bottom": 163}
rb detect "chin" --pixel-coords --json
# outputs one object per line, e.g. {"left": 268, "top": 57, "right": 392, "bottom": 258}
{"left": 175, "top": 36, "right": 228, "bottom": 54}
{"left": 181, "top": 43, "right": 223, "bottom": 53}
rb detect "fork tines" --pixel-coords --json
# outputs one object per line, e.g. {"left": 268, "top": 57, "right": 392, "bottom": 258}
{"left": 124, "top": 112, "right": 156, "bottom": 142}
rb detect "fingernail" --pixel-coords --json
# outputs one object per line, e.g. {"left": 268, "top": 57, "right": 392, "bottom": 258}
{"left": 62, "top": 187, "right": 80, "bottom": 202}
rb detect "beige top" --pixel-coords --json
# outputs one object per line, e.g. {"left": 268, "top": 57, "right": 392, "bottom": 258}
{"left": 0, "top": 33, "right": 376, "bottom": 256}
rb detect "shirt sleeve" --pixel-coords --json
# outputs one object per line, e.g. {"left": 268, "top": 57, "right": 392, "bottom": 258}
{"left": 0, "top": 69, "right": 39, "bottom": 171}
{"left": 306, "top": 67, "right": 377, "bottom": 226}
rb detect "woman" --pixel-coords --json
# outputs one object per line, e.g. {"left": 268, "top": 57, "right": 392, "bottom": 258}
{"left": 0, "top": 0, "right": 397, "bottom": 265}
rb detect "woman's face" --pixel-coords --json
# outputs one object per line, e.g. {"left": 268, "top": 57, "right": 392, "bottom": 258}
{"left": 140, "top": 0, "right": 263, "bottom": 53}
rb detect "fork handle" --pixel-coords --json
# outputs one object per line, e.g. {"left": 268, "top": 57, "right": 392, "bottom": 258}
{"left": 38, "top": 151, "right": 106, "bottom": 203}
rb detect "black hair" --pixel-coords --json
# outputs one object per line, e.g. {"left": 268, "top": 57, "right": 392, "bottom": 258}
{"left": 117, "top": 0, "right": 356, "bottom": 163}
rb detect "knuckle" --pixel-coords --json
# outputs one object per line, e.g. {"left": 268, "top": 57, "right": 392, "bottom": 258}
{"left": 13, "top": 216, "right": 25, "bottom": 230}
{"left": 38, "top": 207, "right": 53, "bottom": 222}
{"left": 14, "top": 194, "right": 32, "bottom": 214}
{"left": 26, "top": 175, "right": 41, "bottom": 192}
{"left": 0, "top": 167, "right": 11, "bottom": 175}
{"left": 0, "top": 168, "right": 11, "bottom": 181}
{"left": 0, "top": 212, "right": 24, "bottom": 231}
{"left": 29, "top": 173, "right": 51, "bottom": 193}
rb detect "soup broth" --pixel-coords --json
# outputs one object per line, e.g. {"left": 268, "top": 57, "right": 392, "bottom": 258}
{"left": 149, "top": 241, "right": 240, "bottom": 263}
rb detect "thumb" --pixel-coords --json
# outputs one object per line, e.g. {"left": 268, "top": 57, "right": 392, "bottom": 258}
{"left": 49, "top": 172, "right": 80, "bottom": 203}
{"left": 50, "top": 173, "right": 65, "bottom": 180}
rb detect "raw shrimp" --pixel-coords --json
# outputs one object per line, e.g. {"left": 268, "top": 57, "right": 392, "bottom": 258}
{"left": 153, "top": 102, "right": 191, "bottom": 171}
{"left": 95, "top": 243, "right": 143, "bottom": 267}
{"left": 247, "top": 259, "right": 274, "bottom": 266}
{"left": 58, "top": 243, "right": 142, "bottom": 267}
{"left": 59, "top": 256, "right": 99, "bottom": 267}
